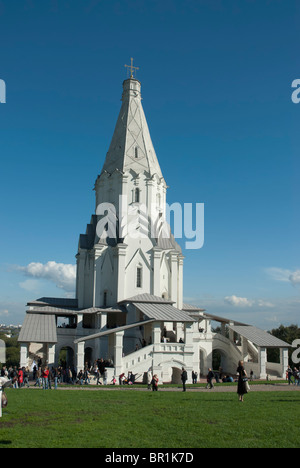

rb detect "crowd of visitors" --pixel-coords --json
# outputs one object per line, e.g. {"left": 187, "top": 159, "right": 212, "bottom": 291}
{"left": 0, "top": 358, "right": 113, "bottom": 389}
{"left": 2, "top": 360, "right": 300, "bottom": 391}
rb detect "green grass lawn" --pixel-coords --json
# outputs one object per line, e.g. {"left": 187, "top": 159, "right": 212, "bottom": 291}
{"left": 0, "top": 388, "right": 299, "bottom": 448}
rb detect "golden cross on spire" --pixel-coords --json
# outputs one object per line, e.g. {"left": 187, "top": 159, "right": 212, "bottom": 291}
{"left": 125, "top": 57, "right": 139, "bottom": 78}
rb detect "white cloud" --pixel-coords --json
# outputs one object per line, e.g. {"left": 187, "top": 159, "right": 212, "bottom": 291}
{"left": 289, "top": 270, "right": 300, "bottom": 286}
{"left": 257, "top": 300, "right": 274, "bottom": 308}
{"left": 224, "top": 296, "right": 275, "bottom": 309}
{"left": 224, "top": 295, "right": 254, "bottom": 307}
{"left": 17, "top": 261, "right": 76, "bottom": 292}
{"left": 265, "top": 267, "right": 291, "bottom": 282}
{"left": 19, "top": 279, "right": 41, "bottom": 292}
{"left": 0, "top": 309, "right": 9, "bottom": 317}
{"left": 265, "top": 267, "right": 300, "bottom": 288}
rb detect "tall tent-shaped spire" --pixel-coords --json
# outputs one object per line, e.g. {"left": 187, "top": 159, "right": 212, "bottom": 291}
{"left": 101, "top": 77, "right": 164, "bottom": 179}
{"left": 78, "top": 63, "right": 183, "bottom": 312}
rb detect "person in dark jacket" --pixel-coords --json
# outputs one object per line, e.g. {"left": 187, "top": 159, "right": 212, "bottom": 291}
{"left": 206, "top": 368, "right": 215, "bottom": 389}
{"left": 181, "top": 368, "right": 188, "bottom": 392}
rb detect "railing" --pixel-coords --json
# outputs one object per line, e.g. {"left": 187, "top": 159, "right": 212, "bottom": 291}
{"left": 122, "top": 342, "right": 187, "bottom": 372}
{"left": 158, "top": 343, "right": 185, "bottom": 353}
{"left": 123, "top": 344, "right": 154, "bottom": 370}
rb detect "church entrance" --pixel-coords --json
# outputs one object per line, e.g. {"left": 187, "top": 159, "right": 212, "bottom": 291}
{"left": 58, "top": 346, "right": 74, "bottom": 368}
{"left": 171, "top": 367, "right": 182, "bottom": 384}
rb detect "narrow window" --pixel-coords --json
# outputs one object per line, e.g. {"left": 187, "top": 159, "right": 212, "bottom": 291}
{"left": 135, "top": 188, "right": 140, "bottom": 203}
{"left": 136, "top": 267, "right": 142, "bottom": 288}
{"left": 103, "top": 291, "right": 107, "bottom": 307}
{"left": 135, "top": 147, "right": 139, "bottom": 158}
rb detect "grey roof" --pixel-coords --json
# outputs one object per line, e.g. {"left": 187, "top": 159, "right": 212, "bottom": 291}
{"left": 28, "top": 306, "right": 79, "bottom": 316}
{"left": 202, "top": 312, "right": 247, "bottom": 326}
{"left": 133, "top": 302, "right": 196, "bottom": 323}
{"left": 100, "top": 78, "right": 164, "bottom": 179}
{"left": 228, "top": 325, "right": 291, "bottom": 348}
{"left": 121, "top": 293, "right": 174, "bottom": 304}
{"left": 18, "top": 314, "right": 57, "bottom": 344}
{"left": 156, "top": 232, "right": 182, "bottom": 254}
{"left": 182, "top": 303, "right": 205, "bottom": 312}
{"left": 27, "top": 306, "right": 123, "bottom": 316}
{"left": 28, "top": 297, "right": 78, "bottom": 308}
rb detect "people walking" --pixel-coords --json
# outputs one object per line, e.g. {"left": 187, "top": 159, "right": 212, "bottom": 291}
{"left": 287, "top": 366, "right": 294, "bottom": 385}
{"left": 237, "top": 360, "right": 248, "bottom": 402}
{"left": 206, "top": 368, "right": 215, "bottom": 389}
{"left": 23, "top": 367, "right": 30, "bottom": 388}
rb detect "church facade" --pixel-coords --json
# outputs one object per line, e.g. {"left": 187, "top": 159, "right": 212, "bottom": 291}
{"left": 18, "top": 67, "right": 290, "bottom": 382}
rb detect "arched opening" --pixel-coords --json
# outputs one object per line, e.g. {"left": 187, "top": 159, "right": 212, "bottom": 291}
{"left": 212, "top": 349, "right": 222, "bottom": 371}
{"left": 171, "top": 367, "right": 182, "bottom": 384}
{"left": 158, "top": 360, "right": 187, "bottom": 384}
{"left": 212, "top": 348, "right": 230, "bottom": 379}
{"left": 199, "top": 348, "right": 207, "bottom": 377}
{"left": 58, "top": 346, "right": 74, "bottom": 368}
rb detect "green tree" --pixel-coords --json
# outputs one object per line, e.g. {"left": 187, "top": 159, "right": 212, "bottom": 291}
{"left": 268, "top": 325, "right": 300, "bottom": 364}
{"left": 0, "top": 332, "right": 20, "bottom": 368}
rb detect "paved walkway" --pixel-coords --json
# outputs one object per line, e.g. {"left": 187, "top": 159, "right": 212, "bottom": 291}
{"left": 29, "top": 383, "right": 300, "bottom": 392}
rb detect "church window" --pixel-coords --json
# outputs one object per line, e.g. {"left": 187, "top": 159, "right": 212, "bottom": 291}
{"left": 136, "top": 267, "right": 142, "bottom": 288}
{"left": 103, "top": 291, "right": 108, "bottom": 307}
{"left": 135, "top": 147, "right": 139, "bottom": 158}
{"left": 135, "top": 188, "right": 140, "bottom": 203}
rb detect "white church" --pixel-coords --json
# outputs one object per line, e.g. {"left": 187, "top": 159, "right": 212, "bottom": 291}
{"left": 18, "top": 62, "right": 290, "bottom": 383}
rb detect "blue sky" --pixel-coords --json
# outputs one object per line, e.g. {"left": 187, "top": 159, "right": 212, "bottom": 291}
{"left": 0, "top": 0, "right": 299, "bottom": 328}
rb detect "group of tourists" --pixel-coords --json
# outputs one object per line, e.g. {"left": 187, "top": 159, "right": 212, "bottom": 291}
{"left": 0, "top": 357, "right": 112, "bottom": 389}
{"left": 0, "top": 365, "right": 30, "bottom": 389}
{"left": 287, "top": 366, "right": 300, "bottom": 385}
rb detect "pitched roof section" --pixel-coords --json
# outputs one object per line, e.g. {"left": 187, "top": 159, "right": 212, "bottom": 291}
{"left": 228, "top": 325, "right": 291, "bottom": 348}
{"left": 100, "top": 78, "right": 164, "bottom": 179}
{"left": 74, "top": 319, "right": 155, "bottom": 344}
{"left": 121, "top": 293, "right": 174, "bottom": 304}
{"left": 133, "top": 302, "right": 196, "bottom": 323}
{"left": 18, "top": 313, "right": 57, "bottom": 344}
{"left": 28, "top": 297, "right": 78, "bottom": 308}
{"left": 27, "top": 305, "right": 123, "bottom": 316}
{"left": 182, "top": 303, "right": 205, "bottom": 312}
